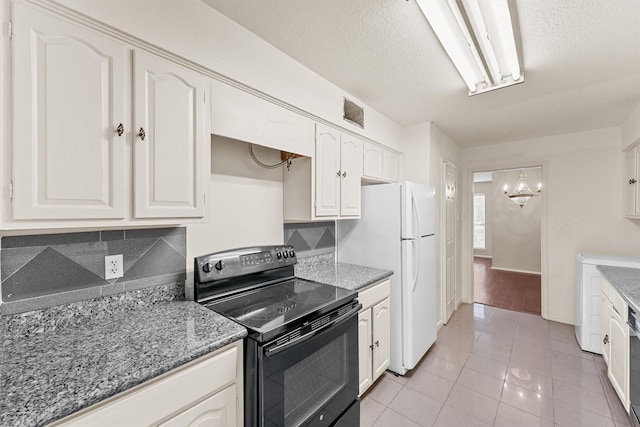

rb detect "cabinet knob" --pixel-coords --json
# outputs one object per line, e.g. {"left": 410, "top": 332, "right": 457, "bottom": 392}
{"left": 137, "top": 127, "right": 146, "bottom": 141}
{"left": 115, "top": 123, "right": 124, "bottom": 137}
{"left": 337, "top": 170, "right": 341, "bottom": 178}
{"left": 342, "top": 171, "right": 347, "bottom": 178}
{"left": 630, "top": 179, "right": 637, "bottom": 185}
{"left": 375, "top": 340, "right": 380, "bottom": 347}
{"left": 369, "top": 344, "right": 374, "bottom": 350}
{"left": 603, "top": 334, "right": 609, "bottom": 344}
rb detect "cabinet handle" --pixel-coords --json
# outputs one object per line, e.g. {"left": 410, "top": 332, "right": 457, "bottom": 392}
{"left": 375, "top": 340, "right": 379, "bottom": 347}
{"left": 342, "top": 171, "right": 347, "bottom": 178}
{"left": 603, "top": 334, "right": 609, "bottom": 344}
{"left": 137, "top": 127, "right": 146, "bottom": 141}
{"left": 115, "top": 123, "right": 124, "bottom": 137}
{"left": 336, "top": 170, "right": 341, "bottom": 178}
{"left": 630, "top": 179, "right": 637, "bottom": 185}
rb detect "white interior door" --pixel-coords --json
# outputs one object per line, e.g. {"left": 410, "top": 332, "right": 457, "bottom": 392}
{"left": 443, "top": 161, "right": 457, "bottom": 323}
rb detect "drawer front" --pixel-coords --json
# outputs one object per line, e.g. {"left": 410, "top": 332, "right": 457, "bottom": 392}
{"left": 358, "top": 279, "right": 390, "bottom": 311}
{"left": 55, "top": 342, "right": 240, "bottom": 426}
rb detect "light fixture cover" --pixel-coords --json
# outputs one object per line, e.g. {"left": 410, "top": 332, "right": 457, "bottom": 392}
{"left": 416, "top": 0, "right": 523, "bottom": 95}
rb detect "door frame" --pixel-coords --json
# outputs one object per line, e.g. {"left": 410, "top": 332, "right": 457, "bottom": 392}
{"left": 462, "top": 161, "right": 549, "bottom": 319}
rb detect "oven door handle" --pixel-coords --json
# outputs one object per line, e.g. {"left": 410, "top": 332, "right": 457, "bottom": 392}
{"left": 264, "top": 303, "right": 362, "bottom": 357}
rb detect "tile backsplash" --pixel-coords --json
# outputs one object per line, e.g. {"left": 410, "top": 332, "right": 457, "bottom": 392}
{"left": 1, "top": 227, "right": 186, "bottom": 314}
{"left": 284, "top": 221, "right": 336, "bottom": 258}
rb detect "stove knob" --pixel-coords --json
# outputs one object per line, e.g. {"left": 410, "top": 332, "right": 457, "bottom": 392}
{"left": 283, "top": 251, "right": 289, "bottom": 258}
{"left": 215, "top": 260, "right": 225, "bottom": 271}
{"left": 276, "top": 252, "right": 282, "bottom": 259}
{"left": 289, "top": 250, "right": 295, "bottom": 258}
{"left": 202, "top": 262, "right": 213, "bottom": 273}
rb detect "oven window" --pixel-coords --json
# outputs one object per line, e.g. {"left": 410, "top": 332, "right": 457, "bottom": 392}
{"left": 284, "top": 336, "right": 347, "bottom": 425}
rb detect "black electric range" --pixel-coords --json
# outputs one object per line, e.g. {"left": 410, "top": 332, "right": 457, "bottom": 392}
{"left": 194, "top": 246, "right": 360, "bottom": 427}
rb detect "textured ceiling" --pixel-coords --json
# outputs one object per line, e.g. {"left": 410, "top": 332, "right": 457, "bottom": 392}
{"left": 202, "top": 0, "right": 640, "bottom": 147}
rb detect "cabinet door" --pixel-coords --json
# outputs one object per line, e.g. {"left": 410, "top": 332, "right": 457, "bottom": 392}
{"left": 12, "top": 2, "right": 127, "bottom": 219}
{"left": 601, "top": 293, "right": 610, "bottom": 365}
{"left": 372, "top": 298, "right": 391, "bottom": 380}
{"left": 382, "top": 150, "right": 401, "bottom": 182}
{"left": 340, "top": 135, "right": 363, "bottom": 217}
{"left": 362, "top": 143, "right": 383, "bottom": 179}
{"left": 133, "top": 50, "right": 206, "bottom": 218}
{"left": 624, "top": 148, "right": 637, "bottom": 217}
{"left": 159, "top": 384, "right": 237, "bottom": 427}
{"left": 358, "top": 310, "right": 373, "bottom": 395}
{"left": 609, "top": 311, "right": 630, "bottom": 411}
{"left": 315, "top": 124, "right": 340, "bottom": 217}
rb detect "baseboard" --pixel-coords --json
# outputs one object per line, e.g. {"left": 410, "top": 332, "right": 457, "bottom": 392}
{"left": 473, "top": 254, "right": 493, "bottom": 259}
{"left": 490, "top": 266, "right": 541, "bottom": 275}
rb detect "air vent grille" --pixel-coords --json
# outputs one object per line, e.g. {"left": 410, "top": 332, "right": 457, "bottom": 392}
{"left": 343, "top": 98, "right": 364, "bottom": 128}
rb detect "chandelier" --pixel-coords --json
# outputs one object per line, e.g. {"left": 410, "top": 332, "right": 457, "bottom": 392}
{"left": 503, "top": 172, "right": 542, "bottom": 208}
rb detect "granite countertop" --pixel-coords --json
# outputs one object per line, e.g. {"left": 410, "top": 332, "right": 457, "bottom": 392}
{"left": 597, "top": 265, "right": 640, "bottom": 313}
{"left": 0, "top": 286, "right": 246, "bottom": 427}
{"left": 295, "top": 253, "right": 393, "bottom": 291}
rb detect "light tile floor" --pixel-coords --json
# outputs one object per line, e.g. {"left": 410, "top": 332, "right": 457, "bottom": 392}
{"left": 360, "top": 303, "right": 633, "bottom": 427}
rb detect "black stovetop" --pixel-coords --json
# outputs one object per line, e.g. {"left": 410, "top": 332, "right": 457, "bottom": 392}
{"left": 204, "top": 278, "right": 356, "bottom": 342}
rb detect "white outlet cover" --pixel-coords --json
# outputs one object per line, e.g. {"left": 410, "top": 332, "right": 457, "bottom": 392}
{"left": 105, "top": 254, "right": 124, "bottom": 280}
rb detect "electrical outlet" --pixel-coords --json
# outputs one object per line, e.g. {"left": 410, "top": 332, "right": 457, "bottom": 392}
{"left": 105, "top": 254, "right": 124, "bottom": 280}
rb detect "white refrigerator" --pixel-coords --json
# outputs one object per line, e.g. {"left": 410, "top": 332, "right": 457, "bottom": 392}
{"left": 338, "top": 181, "right": 436, "bottom": 375}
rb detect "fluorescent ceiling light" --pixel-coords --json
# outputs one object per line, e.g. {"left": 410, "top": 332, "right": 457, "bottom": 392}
{"left": 416, "top": 0, "right": 524, "bottom": 96}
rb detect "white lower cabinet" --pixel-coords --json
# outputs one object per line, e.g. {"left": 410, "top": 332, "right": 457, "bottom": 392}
{"left": 600, "top": 275, "right": 630, "bottom": 413}
{"left": 357, "top": 278, "right": 391, "bottom": 396}
{"left": 51, "top": 341, "right": 243, "bottom": 427}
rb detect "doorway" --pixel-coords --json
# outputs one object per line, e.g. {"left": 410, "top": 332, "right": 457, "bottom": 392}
{"left": 472, "top": 168, "right": 542, "bottom": 315}
{"left": 441, "top": 160, "right": 457, "bottom": 324}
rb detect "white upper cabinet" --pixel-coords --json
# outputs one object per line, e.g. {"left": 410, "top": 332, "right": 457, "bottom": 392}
{"left": 362, "top": 141, "right": 401, "bottom": 182}
{"left": 133, "top": 50, "right": 206, "bottom": 218}
{"left": 8, "top": 1, "right": 209, "bottom": 228}
{"left": 623, "top": 146, "right": 640, "bottom": 218}
{"left": 315, "top": 125, "right": 341, "bottom": 217}
{"left": 340, "top": 134, "right": 363, "bottom": 216}
{"left": 12, "top": 2, "right": 127, "bottom": 220}
{"left": 283, "top": 124, "right": 363, "bottom": 221}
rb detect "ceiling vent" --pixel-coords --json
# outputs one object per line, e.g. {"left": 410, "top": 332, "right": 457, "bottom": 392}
{"left": 343, "top": 98, "right": 364, "bottom": 129}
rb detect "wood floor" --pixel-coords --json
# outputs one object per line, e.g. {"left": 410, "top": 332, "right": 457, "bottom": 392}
{"left": 473, "top": 257, "right": 541, "bottom": 315}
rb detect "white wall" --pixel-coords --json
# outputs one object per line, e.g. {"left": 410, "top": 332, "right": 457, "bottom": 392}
{"left": 622, "top": 103, "right": 640, "bottom": 151}
{"left": 473, "top": 181, "right": 492, "bottom": 257}
{"left": 463, "top": 127, "right": 640, "bottom": 324}
{"left": 491, "top": 169, "right": 542, "bottom": 274}
{"left": 401, "top": 122, "right": 431, "bottom": 184}
{"left": 187, "top": 136, "right": 284, "bottom": 282}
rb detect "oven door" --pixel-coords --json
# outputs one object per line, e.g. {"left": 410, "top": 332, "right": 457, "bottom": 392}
{"left": 259, "top": 304, "right": 360, "bottom": 427}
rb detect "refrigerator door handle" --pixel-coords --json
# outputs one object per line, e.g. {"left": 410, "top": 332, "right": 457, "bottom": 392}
{"left": 412, "top": 238, "right": 422, "bottom": 293}
{"left": 411, "top": 189, "right": 422, "bottom": 239}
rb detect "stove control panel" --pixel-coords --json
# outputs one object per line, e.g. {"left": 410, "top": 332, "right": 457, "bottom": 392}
{"left": 194, "top": 245, "right": 297, "bottom": 284}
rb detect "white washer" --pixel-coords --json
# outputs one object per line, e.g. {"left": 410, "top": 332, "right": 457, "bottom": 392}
{"left": 576, "top": 253, "right": 640, "bottom": 353}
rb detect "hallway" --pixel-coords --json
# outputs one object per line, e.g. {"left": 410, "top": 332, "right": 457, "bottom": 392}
{"left": 474, "top": 257, "right": 541, "bottom": 315}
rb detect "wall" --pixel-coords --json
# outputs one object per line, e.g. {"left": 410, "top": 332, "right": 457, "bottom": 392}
{"left": 490, "top": 169, "right": 542, "bottom": 273}
{"left": 186, "top": 136, "right": 284, "bottom": 271}
{"left": 402, "top": 122, "right": 431, "bottom": 184}
{"left": 473, "top": 181, "right": 492, "bottom": 257}
{"left": 284, "top": 221, "right": 336, "bottom": 258}
{"left": 462, "top": 127, "right": 640, "bottom": 324}
{"left": 622, "top": 103, "right": 640, "bottom": 150}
